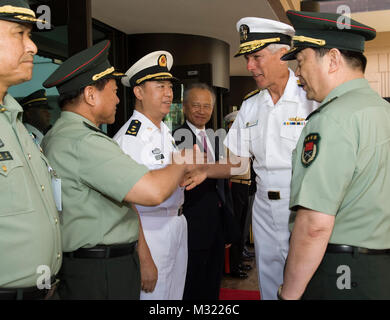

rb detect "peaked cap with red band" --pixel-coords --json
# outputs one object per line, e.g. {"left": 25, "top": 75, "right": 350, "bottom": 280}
{"left": 43, "top": 40, "right": 124, "bottom": 94}
{"left": 281, "top": 10, "right": 376, "bottom": 61}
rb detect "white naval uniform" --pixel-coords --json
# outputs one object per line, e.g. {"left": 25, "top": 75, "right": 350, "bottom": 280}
{"left": 113, "top": 110, "right": 187, "bottom": 300}
{"left": 224, "top": 69, "right": 318, "bottom": 300}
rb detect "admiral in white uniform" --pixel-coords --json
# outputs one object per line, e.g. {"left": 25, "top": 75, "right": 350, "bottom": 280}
{"left": 114, "top": 51, "right": 187, "bottom": 300}
{"left": 224, "top": 17, "right": 318, "bottom": 300}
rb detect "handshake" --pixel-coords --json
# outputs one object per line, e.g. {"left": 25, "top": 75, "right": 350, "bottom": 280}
{"left": 171, "top": 144, "right": 209, "bottom": 191}
{"left": 171, "top": 144, "right": 248, "bottom": 191}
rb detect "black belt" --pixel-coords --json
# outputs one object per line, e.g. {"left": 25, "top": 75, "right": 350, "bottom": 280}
{"left": 268, "top": 191, "right": 280, "bottom": 200}
{"left": 326, "top": 243, "right": 390, "bottom": 255}
{"left": 63, "top": 242, "right": 137, "bottom": 259}
{"left": 0, "top": 276, "right": 58, "bottom": 300}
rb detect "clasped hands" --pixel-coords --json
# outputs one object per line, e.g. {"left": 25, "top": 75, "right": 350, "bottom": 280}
{"left": 172, "top": 144, "right": 210, "bottom": 190}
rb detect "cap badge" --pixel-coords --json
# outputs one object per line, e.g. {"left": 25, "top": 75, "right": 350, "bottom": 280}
{"left": 158, "top": 54, "right": 167, "bottom": 67}
{"left": 239, "top": 24, "right": 249, "bottom": 42}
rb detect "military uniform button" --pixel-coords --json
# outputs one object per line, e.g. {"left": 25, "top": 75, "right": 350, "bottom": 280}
{"left": 28, "top": 153, "right": 32, "bottom": 160}
{"left": 41, "top": 185, "right": 45, "bottom": 191}
{"left": 57, "top": 253, "right": 61, "bottom": 259}
{"left": 2, "top": 165, "right": 7, "bottom": 172}
{"left": 55, "top": 218, "right": 58, "bottom": 224}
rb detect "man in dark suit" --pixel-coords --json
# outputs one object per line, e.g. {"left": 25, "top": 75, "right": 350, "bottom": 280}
{"left": 173, "top": 83, "right": 236, "bottom": 300}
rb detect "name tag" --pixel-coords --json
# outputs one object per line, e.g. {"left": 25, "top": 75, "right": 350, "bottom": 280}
{"left": 245, "top": 120, "right": 258, "bottom": 128}
{"left": 155, "top": 154, "right": 165, "bottom": 160}
{"left": 49, "top": 166, "right": 62, "bottom": 212}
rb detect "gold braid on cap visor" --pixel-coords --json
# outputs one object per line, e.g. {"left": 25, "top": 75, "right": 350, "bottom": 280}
{"left": 236, "top": 37, "right": 280, "bottom": 55}
{"left": 14, "top": 15, "right": 46, "bottom": 24}
{"left": 0, "top": 5, "right": 35, "bottom": 16}
{"left": 135, "top": 72, "right": 173, "bottom": 84}
{"left": 92, "top": 67, "right": 115, "bottom": 81}
{"left": 293, "top": 35, "right": 326, "bottom": 46}
{"left": 23, "top": 97, "right": 47, "bottom": 105}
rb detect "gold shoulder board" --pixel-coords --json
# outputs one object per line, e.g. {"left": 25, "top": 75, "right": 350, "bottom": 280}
{"left": 243, "top": 89, "right": 260, "bottom": 101}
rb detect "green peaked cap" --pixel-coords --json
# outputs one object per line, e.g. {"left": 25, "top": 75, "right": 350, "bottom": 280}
{"left": 43, "top": 40, "right": 124, "bottom": 94}
{"left": 282, "top": 10, "right": 376, "bottom": 61}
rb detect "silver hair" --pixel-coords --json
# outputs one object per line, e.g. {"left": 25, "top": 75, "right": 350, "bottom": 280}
{"left": 266, "top": 43, "right": 291, "bottom": 55}
{"left": 183, "top": 83, "right": 216, "bottom": 106}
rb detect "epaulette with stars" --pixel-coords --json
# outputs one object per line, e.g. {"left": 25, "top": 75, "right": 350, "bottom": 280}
{"left": 243, "top": 89, "right": 261, "bottom": 101}
{"left": 125, "top": 119, "right": 142, "bottom": 136}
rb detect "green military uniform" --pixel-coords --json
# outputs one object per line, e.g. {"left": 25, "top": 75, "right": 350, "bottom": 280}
{"left": 41, "top": 40, "right": 149, "bottom": 299}
{"left": 0, "top": 0, "right": 60, "bottom": 298}
{"left": 0, "top": 95, "right": 62, "bottom": 289}
{"left": 42, "top": 112, "right": 148, "bottom": 299}
{"left": 290, "top": 78, "right": 390, "bottom": 249}
{"left": 283, "top": 10, "right": 390, "bottom": 299}
{"left": 42, "top": 112, "right": 147, "bottom": 251}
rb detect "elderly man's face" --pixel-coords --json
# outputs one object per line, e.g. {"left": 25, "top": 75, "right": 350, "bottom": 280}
{"left": 183, "top": 88, "right": 214, "bottom": 129}
{"left": 0, "top": 20, "right": 37, "bottom": 88}
{"left": 245, "top": 47, "right": 287, "bottom": 90}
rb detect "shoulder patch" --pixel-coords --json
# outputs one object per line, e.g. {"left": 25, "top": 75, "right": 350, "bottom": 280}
{"left": 83, "top": 121, "right": 107, "bottom": 136}
{"left": 243, "top": 89, "right": 260, "bottom": 101}
{"left": 301, "top": 133, "right": 321, "bottom": 167}
{"left": 125, "top": 119, "right": 142, "bottom": 136}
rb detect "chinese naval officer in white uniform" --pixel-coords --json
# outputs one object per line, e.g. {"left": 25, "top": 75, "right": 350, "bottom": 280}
{"left": 224, "top": 18, "right": 318, "bottom": 299}
{"left": 114, "top": 51, "right": 187, "bottom": 300}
